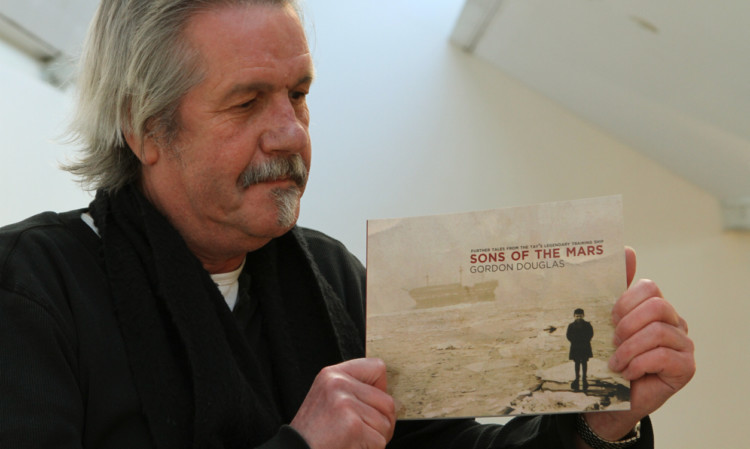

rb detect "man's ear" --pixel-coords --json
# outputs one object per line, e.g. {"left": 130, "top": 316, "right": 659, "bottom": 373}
{"left": 123, "top": 128, "right": 159, "bottom": 166}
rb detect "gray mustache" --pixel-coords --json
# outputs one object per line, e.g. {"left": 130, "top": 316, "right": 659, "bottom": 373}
{"left": 238, "top": 155, "right": 308, "bottom": 189}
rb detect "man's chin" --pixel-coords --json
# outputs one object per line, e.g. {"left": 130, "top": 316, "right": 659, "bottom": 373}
{"left": 270, "top": 186, "right": 301, "bottom": 230}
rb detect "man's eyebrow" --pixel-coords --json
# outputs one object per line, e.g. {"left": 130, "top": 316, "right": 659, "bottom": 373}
{"left": 220, "top": 74, "right": 314, "bottom": 104}
{"left": 295, "top": 74, "right": 315, "bottom": 87}
{"left": 219, "top": 82, "right": 273, "bottom": 104}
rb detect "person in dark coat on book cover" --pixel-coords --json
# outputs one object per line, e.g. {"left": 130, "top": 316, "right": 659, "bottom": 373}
{"left": 567, "top": 308, "right": 594, "bottom": 391}
{"left": 0, "top": 0, "right": 696, "bottom": 448}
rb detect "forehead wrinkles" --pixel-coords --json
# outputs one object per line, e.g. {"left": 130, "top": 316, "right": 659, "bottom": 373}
{"left": 184, "top": 3, "right": 309, "bottom": 66}
{"left": 177, "top": 3, "right": 313, "bottom": 109}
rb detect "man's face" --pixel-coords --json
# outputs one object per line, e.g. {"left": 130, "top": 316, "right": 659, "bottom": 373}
{"left": 574, "top": 313, "right": 584, "bottom": 321}
{"left": 139, "top": 3, "right": 313, "bottom": 271}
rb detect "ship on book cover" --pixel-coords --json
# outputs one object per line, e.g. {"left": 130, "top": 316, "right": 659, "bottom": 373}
{"left": 366, "top": 196, "right": 630, "bottom": 419}
{"left": 409, "top": 279, "right": 498, "bottom": 309}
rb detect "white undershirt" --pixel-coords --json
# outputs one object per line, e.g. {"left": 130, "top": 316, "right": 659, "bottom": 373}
{"left": 210, "top": 260, "right": 245, "bottom": 310}
{"left": 82, "top": 212, "right": 244, "bottom": 310}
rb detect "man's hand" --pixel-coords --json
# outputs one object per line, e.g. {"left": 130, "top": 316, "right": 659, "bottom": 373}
{"left": 581, "top": 247, "right": 695, "bottom": 444}
{"left": 290, "top": 358, "right": 396, "bottom": 449}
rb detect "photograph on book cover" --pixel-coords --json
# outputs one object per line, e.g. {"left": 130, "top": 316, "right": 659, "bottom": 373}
{"left": 366, "top": 196, "right": 630, "bottom": 419}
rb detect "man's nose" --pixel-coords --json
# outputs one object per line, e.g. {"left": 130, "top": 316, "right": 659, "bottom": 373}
{"left": 258, "top": 97, "right": 309, "bottom": 155}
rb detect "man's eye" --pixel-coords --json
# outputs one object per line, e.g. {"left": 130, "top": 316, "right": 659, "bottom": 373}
{"left": 290, "top": 91, "right": 308, "bottom": 101}
{"left": 238, "top": 99, "right": 255, "bottom": 109}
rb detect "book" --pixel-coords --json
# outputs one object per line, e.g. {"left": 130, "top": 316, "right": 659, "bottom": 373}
{"left": 365, "top": 196, "right": 630, "bottom": 419}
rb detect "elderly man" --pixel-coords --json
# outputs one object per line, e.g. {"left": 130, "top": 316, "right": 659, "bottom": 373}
{"left": 0, "top": 1, "right": 694, "bottom": 448}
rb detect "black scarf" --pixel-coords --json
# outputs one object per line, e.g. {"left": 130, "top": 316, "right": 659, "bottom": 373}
{"left": 89, "top": 185, "right": 362, "bottom": 449}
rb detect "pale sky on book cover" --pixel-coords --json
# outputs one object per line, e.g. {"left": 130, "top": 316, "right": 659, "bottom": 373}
{"left": 367, "top": 196, "right": 625, "bottom": 315}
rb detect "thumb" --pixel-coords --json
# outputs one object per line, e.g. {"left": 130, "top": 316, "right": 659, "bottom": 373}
{"left": 625, "top": 246, "right": 637, "bottom": 287}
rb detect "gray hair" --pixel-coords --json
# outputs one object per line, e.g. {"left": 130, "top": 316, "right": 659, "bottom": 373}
{"left": 63, "top": 0, "right": 300, "bottom": 193}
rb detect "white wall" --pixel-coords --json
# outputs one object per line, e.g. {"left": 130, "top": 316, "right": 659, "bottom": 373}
{"left": 0, "top": 40, "right": 92, "bottom": 223}
{"left": 1, "top": 1, "right": 747, "bottom": 448}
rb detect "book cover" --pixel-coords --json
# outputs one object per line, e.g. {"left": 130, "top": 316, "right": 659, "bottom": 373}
{"left": 365, "top": 196, "right": 630, "bottom": 419}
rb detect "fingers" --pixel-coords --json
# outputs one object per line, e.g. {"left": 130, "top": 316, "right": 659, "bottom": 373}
{"left": 611, "top": 279, "right": 688, "bottom": 370}
{"left": 354, "top": 397, "right": 395, "bottom": 446}
{"left": 322, "top": 363, "right": 395, "bottom": 428}
{"left": 612, "top": 279, "right": 667, "bottom": 326}
{"left": 337, "top": 358, "right": 395, "bottom": 431}
{"left": 339, "top": 357, "right": 389, "bottom": 395}
{"left": 607, "top": 275, "right": 696, "bottom": 421}
{"left": 290, "top": 358, "right": 396, "bottom": 449}
{"left": 617, "top": 344, "right": 696, "bottom": 385}
{"left": 323, "top": 359, "right": 396, "bottom": 423}
{"left": 613, "top": 292, "right": 682, "bottom": 343}
{"left": 330, "top": 386, "right": 393, "bottom": 447}
{"left": 610, "top": 320, "right": 693, "bottom": 373}
{"left": 600, "top": 251, "right": 696, "bottom": 428}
